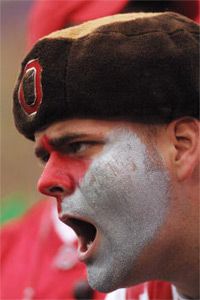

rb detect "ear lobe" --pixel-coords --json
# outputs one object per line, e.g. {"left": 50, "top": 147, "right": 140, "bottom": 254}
{"left": 170, "top": 118, "right": 199, "bottom": 181}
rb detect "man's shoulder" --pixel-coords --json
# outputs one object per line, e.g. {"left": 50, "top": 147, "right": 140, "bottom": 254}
{"left": 0, "top": 200, "right": 52, "bottom": 252}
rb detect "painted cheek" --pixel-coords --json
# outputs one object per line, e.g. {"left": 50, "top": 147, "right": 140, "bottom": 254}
{"left": 37, "top": 152, "right": 91, "bottom": 212}
{"left": 57, "top": 153, "right": 91, "bottom": 184}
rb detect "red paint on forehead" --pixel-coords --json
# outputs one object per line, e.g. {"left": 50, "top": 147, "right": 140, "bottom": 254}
{"left": 40, "top": 135, "right": 53, "bottom": 152}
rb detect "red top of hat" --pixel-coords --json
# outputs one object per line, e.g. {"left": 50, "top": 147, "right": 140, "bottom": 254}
{"left": 27, "top": 0, "right": 128, "bottom": 49}
{"left": 27, "top": 0, "right": 200, "bottom": 49}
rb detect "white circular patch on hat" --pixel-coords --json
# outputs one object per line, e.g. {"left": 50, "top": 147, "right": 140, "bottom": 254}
{"left": 18, "top": 59, "right": 43, "bottom": 116}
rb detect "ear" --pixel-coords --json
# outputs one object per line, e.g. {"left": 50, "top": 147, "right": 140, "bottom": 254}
{"left": 168, "top": 118, "right": 199, "bottom": 181}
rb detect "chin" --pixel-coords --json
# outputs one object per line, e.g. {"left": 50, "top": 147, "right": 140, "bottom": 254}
{"left": 86, "top": 261, "right": 131, "bottom": 293}
{"left": 87, "top": 275, "right": 119, "bottom": 293}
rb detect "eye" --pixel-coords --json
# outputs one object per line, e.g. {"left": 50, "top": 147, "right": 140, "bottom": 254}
{"left": 64, "top": 140, "right": 105, "bottom": 158}
{"left": 35, "top": 148, "right": 50, "bottom": 165}
{"left": 66, "top": 142, "right": 91, "bottom": 155}
{"left": 40, "top": 152, "right": 50, "bottom": 163}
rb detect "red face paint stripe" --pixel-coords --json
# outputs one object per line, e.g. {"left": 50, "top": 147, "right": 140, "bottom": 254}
{"left": 41, "top": 135, "right": 54, "bottom": 153}
{"left": 37, "top": 135, "right": 93, "bottom": 212}
{"left": 39, "top": 134, "right": 92, "bottom": 181}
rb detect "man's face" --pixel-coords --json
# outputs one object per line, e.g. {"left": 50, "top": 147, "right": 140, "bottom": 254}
{"left": 35, "top": 119, "right": 170, "bottom": 292}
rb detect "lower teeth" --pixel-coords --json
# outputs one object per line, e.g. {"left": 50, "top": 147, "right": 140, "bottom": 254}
{"left": 87, "top": 241, "right": 93, "bottom": 249}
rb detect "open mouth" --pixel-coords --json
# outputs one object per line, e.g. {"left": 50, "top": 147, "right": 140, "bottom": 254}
{"left": 61, "top": 215, "right": 97, "bottom": 260}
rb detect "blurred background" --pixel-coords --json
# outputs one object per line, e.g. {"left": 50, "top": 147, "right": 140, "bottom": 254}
{"left": 1, "top": 0, "right": 199, "bottom": 224}
{"left": 1, "top": 1, "right": 40, "bottom": 223}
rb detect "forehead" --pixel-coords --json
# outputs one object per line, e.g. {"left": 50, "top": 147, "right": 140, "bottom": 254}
{"left": 34, "top": 119, "right": 140, "bottom": 142}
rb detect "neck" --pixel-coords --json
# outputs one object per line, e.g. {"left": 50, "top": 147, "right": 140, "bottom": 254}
{"left": 173, "top": 261, "right": 199, "bottom": 299}
{"left": 152, "top": 199, "right": 199, "bottom": 299}
{"left": 169, "top": 203, "right": 199, "bottom": 299}
{"left": 164, "top": 184, "right": 199, "bottom": 299}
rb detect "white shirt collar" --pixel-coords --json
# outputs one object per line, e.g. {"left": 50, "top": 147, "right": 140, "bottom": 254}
{"left": 172, "top": 285, "right": 191, "bottom": 300}
{"left": 51, "top": 202, "right": 77, "bottom": 244}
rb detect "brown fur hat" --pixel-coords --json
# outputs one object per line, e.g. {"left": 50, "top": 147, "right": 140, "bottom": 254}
{"left": 13, "top": 12, "right": 199, "bottom": 140}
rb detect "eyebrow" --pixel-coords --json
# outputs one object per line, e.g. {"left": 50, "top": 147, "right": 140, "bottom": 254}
{"left": 49, "top": 133, "right": 90, "bottom": 148}
{"left": 35, "top": 147, "right": 49, "bottom": 159}
{"left": 35, "top": 133, "right": 92, "bottom": 156}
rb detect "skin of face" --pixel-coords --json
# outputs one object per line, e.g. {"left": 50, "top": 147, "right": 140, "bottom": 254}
{"left": 35, "top": 119, "right": 171, "bottom": 292}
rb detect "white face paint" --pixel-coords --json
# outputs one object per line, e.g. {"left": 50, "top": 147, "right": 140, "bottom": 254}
{"left": 61, "top": 129, "right": 170, "bottom": 292}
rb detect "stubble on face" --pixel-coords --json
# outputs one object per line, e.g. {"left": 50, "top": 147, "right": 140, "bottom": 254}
{"left": 61, "top": 128, "right": 170, "bottom": 292}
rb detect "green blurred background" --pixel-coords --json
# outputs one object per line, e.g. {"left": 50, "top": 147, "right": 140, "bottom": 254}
{"left": 1, "top": 0, "right": 41, "bottom": 224}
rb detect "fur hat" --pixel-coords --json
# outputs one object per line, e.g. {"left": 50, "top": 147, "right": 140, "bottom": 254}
{"left": 13, "top": 12, "right": 199, "bottom": 140}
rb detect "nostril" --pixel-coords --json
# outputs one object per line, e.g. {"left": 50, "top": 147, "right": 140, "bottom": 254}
{"left": 49, "top": 186, "right": 64, "bottom": 194}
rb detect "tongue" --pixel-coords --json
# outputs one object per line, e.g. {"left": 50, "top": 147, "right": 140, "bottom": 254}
{"left": 79, "top": 237, "right": 93, "bottom": 253}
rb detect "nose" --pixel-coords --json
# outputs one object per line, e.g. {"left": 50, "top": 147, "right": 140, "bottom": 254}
{"left": 37, "top": 152, "right": 75, "bottom": 198}
{"left": 38, "top": 176, "right": 75, "bottom": 198}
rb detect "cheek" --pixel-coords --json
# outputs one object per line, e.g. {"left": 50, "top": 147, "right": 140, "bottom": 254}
{"left": 53, "top": 153, "right": 91, "bottom": 184}
{"left": 40, "top": 135, "right": 92, "bottom": 183}
{"left": 38, "top": 153, "right": 92, "bottom": 213}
